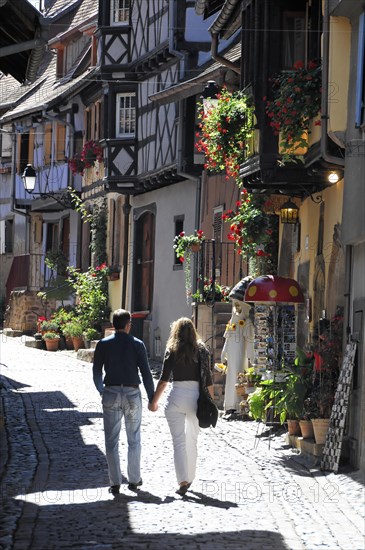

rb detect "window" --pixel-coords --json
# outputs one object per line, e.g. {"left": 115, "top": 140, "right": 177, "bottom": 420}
{"left": 282, "top": 11, "right": 306, "bottom": 69}
{"left": 44, "top": 123, "right": 52, "bottom": 166}
{"left": 174, "top": 216, "right": 184, "bottom": 266}
{"left": 0, "top": 125, "right": 12, "bottom": 159}
{"left": 111, "top": 0, "right": 130, "bottom": 25}
{"left": 0, "top": 219, "right": 14, "bottom": 254}
{"left": 116, "top": 93, "right": 136, "bottom": 138}
{"left": 17, "top": 129, "right": 34, "bottom": 174}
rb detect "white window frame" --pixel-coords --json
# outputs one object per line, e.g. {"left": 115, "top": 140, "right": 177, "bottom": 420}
{"left": 110, "top": 0, "right": 130, "bottom": 26}
{"left": 116, "top": 92, "right": 136, "bottom": 138}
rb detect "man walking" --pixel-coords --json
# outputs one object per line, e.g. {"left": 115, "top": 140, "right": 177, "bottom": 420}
{"left": 93, "top": 309, "right": 155, "bottom": 495}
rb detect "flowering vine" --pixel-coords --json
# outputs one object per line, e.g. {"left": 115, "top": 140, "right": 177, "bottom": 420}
{"left": 196, "top": 87, "right": 254, "bottom": 182}
{"left": 265, "top": 60, "right": 322, "bottom": 163}
{"left": 222, "top": 190, "right": 278, "bottom": 274}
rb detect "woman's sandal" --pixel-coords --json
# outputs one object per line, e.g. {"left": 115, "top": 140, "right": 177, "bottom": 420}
{"left": 176, "top": 482, "right": 191, "bottom": 496}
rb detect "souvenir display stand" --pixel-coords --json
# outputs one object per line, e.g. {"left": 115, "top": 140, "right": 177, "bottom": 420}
{"left": 244, "top": 275, "right": 305, "bottom": 427}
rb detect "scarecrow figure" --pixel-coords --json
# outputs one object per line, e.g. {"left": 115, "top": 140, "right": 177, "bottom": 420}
{"left": 221, "top": 277, "right": 254, "bottom": 417}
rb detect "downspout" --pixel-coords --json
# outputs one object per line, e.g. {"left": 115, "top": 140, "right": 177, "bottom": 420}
{"left": 121, "top": 196, "right": 131, "bottom": 309}
{"left": 210, "top": 33, "right": 240, "bottom": 75}
{"left": 321, "top": 1, "right": 345, "bottom": 166}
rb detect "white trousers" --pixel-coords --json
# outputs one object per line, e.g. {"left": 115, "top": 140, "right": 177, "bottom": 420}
{"left": 164, "top": 381, "right": 200, "bottom": 484}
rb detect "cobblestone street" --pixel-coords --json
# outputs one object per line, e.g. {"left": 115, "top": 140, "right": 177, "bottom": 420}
{"left": 0, "top": 335, "right": 364, "bottom": 550}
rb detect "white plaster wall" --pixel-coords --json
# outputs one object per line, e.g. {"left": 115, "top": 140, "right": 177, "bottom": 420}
{"left": 130, "top": 178, "right": 198, "bottom": 355}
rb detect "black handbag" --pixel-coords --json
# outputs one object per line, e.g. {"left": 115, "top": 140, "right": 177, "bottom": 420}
{"left": 196, "top": 349, "right": 218, "bottom": 428}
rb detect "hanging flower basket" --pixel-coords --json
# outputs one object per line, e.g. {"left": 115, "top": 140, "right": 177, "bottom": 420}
{"left": 196, "top": 87, "right": 254, "bottom": 184}
{"left": 68, "top": 140, "right": 103, "bottom": 176}
{"left": 173, "top": 230, "right": 205, "bottom": 304}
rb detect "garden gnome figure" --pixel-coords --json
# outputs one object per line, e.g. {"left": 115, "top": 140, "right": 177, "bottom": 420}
{"left": 221, "top": 277, "right": 254, "bottom": 417}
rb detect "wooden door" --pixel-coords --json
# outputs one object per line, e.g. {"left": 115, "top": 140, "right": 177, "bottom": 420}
{"left": 133, "top": 211, "right": 155, "bottom": 312}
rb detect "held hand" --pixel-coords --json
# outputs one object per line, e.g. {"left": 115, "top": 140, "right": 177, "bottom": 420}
{"left": 148, "top": 401, "right": 158, "bottom": 412}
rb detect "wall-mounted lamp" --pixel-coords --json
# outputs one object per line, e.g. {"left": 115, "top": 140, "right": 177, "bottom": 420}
{"left": 280, "top": 200, "right": 300, "bottom": 224}
{"left": 200, "top": 81, "right": 219, "bottom": 115}
{"left": 327, "top": 171, "right": 340, "bottom": 184}
{"left": 22, "top": 164, "right": 76, "bottom": 209}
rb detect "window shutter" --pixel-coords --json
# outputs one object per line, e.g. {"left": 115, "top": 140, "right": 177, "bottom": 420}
{"left": 56, "top": 123, "right": 66, "bottom": 161}
{"left": 0, "top": 220, "right": 5, "bottom": 254}
{"left": 213, "top": 207, "right": 223, "bottom": 242}
{"left": 28, "top": 128, "right": 35, "bottom": 165}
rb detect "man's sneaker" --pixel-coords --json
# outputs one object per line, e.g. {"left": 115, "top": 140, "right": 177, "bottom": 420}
{"left": 108, "top": 485, "right": 120, "bottom": 496}
{"left": 127, "top": 479, "right": 143, "bottom": 491}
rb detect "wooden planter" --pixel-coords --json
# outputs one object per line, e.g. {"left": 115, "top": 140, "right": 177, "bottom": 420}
{"left": 107, "top": 272, "right": 120, "bottom": 281}
{"left": 44, "top": 338, "right": 60, "bottom": 352}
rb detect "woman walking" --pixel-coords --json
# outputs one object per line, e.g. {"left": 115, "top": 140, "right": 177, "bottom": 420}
{"left": 149, "top": 318, "right": 213, "bottom": 495}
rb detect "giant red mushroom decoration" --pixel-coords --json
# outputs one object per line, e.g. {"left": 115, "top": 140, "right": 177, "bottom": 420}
{"left": 244, "top": 275, "right": 304, "bottom": 304}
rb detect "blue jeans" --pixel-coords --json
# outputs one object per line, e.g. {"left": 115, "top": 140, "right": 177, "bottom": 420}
{"left": 102, "top": 385, "right": 142, "bottom": 486}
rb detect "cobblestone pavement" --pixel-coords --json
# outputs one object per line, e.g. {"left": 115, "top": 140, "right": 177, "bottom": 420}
{"left": 0, "top": 335, "right": 364, "bottom": 550}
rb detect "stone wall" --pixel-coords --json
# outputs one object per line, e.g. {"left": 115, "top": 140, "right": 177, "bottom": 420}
{"left": 4, "top": 290, "right": 56, "bottom": 333}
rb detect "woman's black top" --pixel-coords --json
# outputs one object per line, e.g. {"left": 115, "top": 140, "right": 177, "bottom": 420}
{"left": 159, "top": 343, "right": 213, "bottom": 386}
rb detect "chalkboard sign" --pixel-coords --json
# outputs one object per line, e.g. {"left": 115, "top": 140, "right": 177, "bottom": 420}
{"left": 321, "top": 341, "right": 357, "bottom": 473}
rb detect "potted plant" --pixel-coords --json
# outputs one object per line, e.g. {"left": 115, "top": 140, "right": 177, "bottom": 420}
{"left": 307, "top": 314, "right": 343, "bottom": 444}
{"left": 42, "top": 331, "right": 60, "bottom": 352}
{"left": 173, "top": 230, "right": 205, "bottom": 303}
{"left": 106, "top": 265, "right": 121, "bottom": 281}
{"left": 51, "top": 306, "right": 76, "bottom": 350}
{"left": 40, "top": 320, "right": 59, "bottom": 335}
{"left": 68, "top": 140, "right": 103, "bottom": 176}
{"left": 191, "top": 278, "right": 231, "bottom": 304}
{"left": 265, "top": 60, "right": 322, "bottom": 164}
{"left": 67, "top": 320, "right": 85, "bottom": 351}
{"left": 83, "top": 327, "right": 101, "bottom": 349}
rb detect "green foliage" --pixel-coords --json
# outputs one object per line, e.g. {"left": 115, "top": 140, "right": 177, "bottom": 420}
{"left": 51, "top": 307, "right": 76, "bottom": 336}
{"left": 173, "top": 230, "right": 205, "bottom": 261}
{"left": 66, "top": 320, "right": 84, "bottom": 338}
{"left": 191, "top": 278, "right": 231, "bottom": 303}
{"left": 40, "top": 320, "right": 59, "bottom": 332}
{"left": 67, "top": 264, "right": 110, "bottom": 330}
{"left": 42, "top": 331, "right": 60, "bottom": 340}
{"left": 83, "top": 327, "right": 100, "bottom": 340}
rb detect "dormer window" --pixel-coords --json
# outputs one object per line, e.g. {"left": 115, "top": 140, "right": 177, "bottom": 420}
{"left": 111, "top": 0, "right": 130, "bottom": 25}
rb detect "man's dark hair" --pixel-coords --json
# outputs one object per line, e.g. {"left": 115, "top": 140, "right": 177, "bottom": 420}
{"left": 113, "top": 309, "right": 131, "bottom": 330}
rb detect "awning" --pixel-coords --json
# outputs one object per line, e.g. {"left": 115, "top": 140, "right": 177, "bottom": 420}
{"left": 0, "top": 0, "right": 49, "bottom": 83}
{"left": 149, "top": 42, "right": 241, "bottom": 105}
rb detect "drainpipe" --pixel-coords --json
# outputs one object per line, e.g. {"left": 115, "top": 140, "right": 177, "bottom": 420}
{"left": 210, "top": 33, "right": 240, "bottom": 75}
{"left": 121, "top": 196, "right": 131, "bottom": 309}
{"left": 321, "top": 1, "right": 345, "bottom": 167}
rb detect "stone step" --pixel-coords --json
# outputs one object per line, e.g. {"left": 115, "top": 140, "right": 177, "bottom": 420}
{"left": 3, "top": 328, "right": 23, "bottom": 338}
{"left": 77, "top": 348, "right": 95, "bottom": 363}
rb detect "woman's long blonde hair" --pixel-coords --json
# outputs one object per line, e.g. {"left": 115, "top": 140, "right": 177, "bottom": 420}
{"left": 166, "top": 317, "right": 200, "bottom": 363}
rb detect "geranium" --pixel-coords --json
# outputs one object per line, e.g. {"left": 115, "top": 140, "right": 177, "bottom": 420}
{"left": 222, "top": 190, "right": 278, "bottom": 273}
{"left": 265, "top": 60, "right": 322, "bottom": 163}
{"left": 68, "top": 140, "right": 103, "bottom": 176}
{"left": 196, "top": 87, "right": 254, "bottom": 182}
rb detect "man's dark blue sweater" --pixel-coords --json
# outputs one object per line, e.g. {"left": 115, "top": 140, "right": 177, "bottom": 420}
{"left": 93, "top": 331, "right": 155, "bottom": 402}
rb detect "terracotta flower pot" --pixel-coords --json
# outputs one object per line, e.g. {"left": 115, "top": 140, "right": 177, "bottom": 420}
{"left": 299, "top": 419, "right": 314, "bottom": 439}
{"left": 72, "top": 336, "right": 84, "bottom": 352}
{"left": 287, "top": 419, "right": 301, "bottom": 436}
{"left": 311, "top": 418, "right": 330, "bottom": 444}
{"left": 44, "top": 338, "right": 60, "bottom": 352}
{"left": 190, "top": 243, "right": 201, "bottom": 253}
